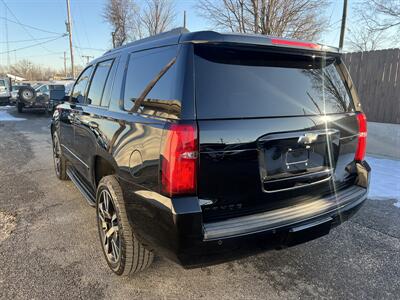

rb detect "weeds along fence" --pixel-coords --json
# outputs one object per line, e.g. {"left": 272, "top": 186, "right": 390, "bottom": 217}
{"left": 343, "top": 48, "right": 400, "bottom": 124}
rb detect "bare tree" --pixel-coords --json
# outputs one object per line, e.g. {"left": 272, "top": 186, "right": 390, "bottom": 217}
{"left": 347, "top": 27, "right": 385, "bottom": 52}
{"left": 7, "top": 60, "right": 58, "bottom": 81}
{"left": 348, "top": 0, "right": 400, "bottom": 51}
{"left": 103, "top": 0, "right": 140, "bottom": 47}
{"left": 140, "top": 0, "right": 176, "bottom": 36}
{"left": 357, "top": 0, "right": 400, "bottom": 33}
{"left": 196, "top": 0, "right": 329, "bottom": 40}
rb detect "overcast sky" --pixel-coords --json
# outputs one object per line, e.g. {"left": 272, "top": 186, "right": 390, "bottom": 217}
{"left": 0, "top": 0, "right": 359, "bottom": 70}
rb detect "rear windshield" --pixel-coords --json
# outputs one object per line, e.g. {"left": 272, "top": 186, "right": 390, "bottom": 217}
{"left": 194, "top": 45, "right": 355, "bottom": 119}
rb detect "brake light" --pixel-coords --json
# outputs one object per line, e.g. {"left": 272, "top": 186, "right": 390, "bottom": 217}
{"left": 271, "top": 38, "right": 321, "bottom": 50}
{"left": 161, "top": 123, "right": 198, "bottom": 197}
{"left": 355, "top": 112, "right": 367, "bottom": 161}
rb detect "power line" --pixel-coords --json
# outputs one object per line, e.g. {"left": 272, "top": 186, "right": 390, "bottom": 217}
{"left": 74, "top": 45, "right": 107, "bottom": 52}
{"left": 0, "top": 0, "right": 60, "bottom": 54}
{"left": 0, "top": 16, "right": 64, "bottom": 35}
{"left": 17, "top": 51, "right": 65, "bottom": 59}
{"left": 0, "top": 35, "right": 67, "bottom": 55}
{"left": 0, "top": 35, "right": 63, "bottom": 43}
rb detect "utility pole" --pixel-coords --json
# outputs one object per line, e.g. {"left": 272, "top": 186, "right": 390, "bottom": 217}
{"left": 183, "top": 10, "right": 187, "bottom": 28}
{"left": 66, "top": 0, "right": 75, "bottom": 78}
{"left": 112, "top": 32, "right": 116, "bottom": 48}
{"left": 63, "top": 52, "right": 67, "bottom": 77}
{"left": 339, "top": 0, "right": 348, "bottom": 49}
{"left": 82, "top": 55, "right": 94, "bottom": 65}
{"left": 5, "top": 6, "right": 10, "bottom": 68}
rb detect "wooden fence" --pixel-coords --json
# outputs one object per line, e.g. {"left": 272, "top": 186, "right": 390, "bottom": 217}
{"left": 343, "top": 49, "right": 400, "bottom": 124}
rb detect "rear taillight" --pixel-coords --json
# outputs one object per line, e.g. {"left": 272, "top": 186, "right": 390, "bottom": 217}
{"left": 355, "top": 112, "right": 367, "bottom": 161}
{"left": 161, "top": 122, "right": 198, "bottom": 197}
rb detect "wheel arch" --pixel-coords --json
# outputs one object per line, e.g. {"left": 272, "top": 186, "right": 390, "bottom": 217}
{"left": 93, "top": 155, "right": 117, "bottom": 189}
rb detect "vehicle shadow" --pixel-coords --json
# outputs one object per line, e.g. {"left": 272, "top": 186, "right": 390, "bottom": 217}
{"left": 9, "top": 107, "right": 50, "bottom": 119}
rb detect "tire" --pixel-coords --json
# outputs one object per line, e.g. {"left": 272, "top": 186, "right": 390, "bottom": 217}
{"left": 52, "top": 132, "right": 68, "bottom": 180}
{"left": 96, "top": 175, "right": 154, "bottom": 276}
{"left": 17, "top": 102, "right": 23, "bottom": 113}
{"left": 18, "top": 86, "right": 36, "bottom": 103}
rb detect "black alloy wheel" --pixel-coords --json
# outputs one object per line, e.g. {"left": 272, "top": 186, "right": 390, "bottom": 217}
{"left": 98, "top": 189, "right": 121, "bottom": 265}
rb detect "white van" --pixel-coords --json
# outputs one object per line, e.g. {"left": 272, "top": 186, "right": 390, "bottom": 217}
{"left": 0, "top": 76, "right": 11, "bottom": 104}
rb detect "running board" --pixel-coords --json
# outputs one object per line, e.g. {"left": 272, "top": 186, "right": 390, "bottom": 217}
{"left": 66, "top": 167, "right": 96, "bottom": 207}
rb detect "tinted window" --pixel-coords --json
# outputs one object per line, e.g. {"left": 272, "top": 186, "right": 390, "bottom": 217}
{"left": 71, "top": 66, "right": 93, "bottom": 103}
{"left": 194, "top": 45, "right": 354, "bottom": 119}
{"left": 123, "top": 46, "right": 180, "bottom": 117}
{"left": 39, "top": 85, "right": 48, "bottom": 93}
{"left": 87, "top": 60, "right": 113, "bottom": 106}
{"left": 0, "top": 80, "right": 5, "bottom": 87}
{"left": 101, "top": 59, "right": 118, "bottom": 107}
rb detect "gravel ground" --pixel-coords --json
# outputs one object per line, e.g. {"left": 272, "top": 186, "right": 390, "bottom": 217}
{"left": 0, "top": 107, "right": 399, "bottom": 300}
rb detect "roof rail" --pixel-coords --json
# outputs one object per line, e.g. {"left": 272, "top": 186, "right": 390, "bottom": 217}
{"left": 104, "top": 27, "right": 190, "bottom": 55}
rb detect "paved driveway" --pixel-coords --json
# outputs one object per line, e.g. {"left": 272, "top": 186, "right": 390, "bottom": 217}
{"left": 0, "top": 107, "right": 399, "bottom": 299}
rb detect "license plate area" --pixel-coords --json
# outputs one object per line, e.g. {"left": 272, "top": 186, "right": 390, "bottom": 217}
{"left": 285, "top": 147, "right": 309, "bottom": 171}
{"left": 257, "top": 129, "right": 340, "bottom": 192}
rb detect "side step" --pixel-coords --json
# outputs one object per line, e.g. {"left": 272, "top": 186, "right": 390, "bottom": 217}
{"left": 66, "top": 167, "right": 96, "bottom": 207}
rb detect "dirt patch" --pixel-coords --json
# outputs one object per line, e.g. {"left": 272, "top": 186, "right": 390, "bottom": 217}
{"left": 0, "top": 211, "right": 16, "bottom": 243}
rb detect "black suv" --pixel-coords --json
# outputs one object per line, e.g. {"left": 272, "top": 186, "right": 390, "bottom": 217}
{"left": 51, "top": 29, "right": 370, "bottom": 275}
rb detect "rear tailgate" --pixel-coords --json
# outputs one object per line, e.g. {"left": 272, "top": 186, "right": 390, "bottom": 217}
{"left": 194, "top": 44, "right": 360, "bottom": 222}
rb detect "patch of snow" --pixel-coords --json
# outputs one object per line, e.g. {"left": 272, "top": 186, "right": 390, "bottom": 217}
{"left": 0, "top": 109, "right": 26, "bottom": 121}
{"left": 0, "top": 105, "right": 15, "bottom": 110}
{"left": 367, "top": 156, "right": 400, "bottom": 207}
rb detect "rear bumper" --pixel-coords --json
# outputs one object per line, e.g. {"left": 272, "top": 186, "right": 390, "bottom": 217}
{"left": 203, "top": 185, "right": 366, "bottom": 241}
{"left": 124, "top": 161, "right": 370, "bottom": 268}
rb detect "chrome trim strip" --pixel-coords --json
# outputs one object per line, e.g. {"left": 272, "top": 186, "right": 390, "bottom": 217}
{"left": 262, "top": 175, "right": 333, "bottom": 193}
{"left": 203, "top": 186, "right": 367, "bottom": 241}
{"left": 61, "top": 144, "right": 89, "bottom": 169}
{"left": 340, "top": 134, "right": 358, "bottom": 140}
{"left": 264, "top": 169, "right": 332, "bottom": 184}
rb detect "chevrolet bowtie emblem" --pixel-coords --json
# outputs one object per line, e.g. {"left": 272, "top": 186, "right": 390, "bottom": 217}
{"left": 298, "top": 133, "right": 319, "bottom": 145}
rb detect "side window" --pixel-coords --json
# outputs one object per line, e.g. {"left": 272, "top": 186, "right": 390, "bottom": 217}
{"left": 71, "top": 66, "right": 93, "bottom": 103}
{"left": 39, "top": 85, "right": 48, "bottom": 93}
{"left": 87, "top": 60, "right": 113, "bottom": 106}
{"left": 101, "top": 59, "right": 118, "bottom": 107}
{"left": 123, "top": 46, "right": 179, "bottom": 114}
{"left": 0, "top": 80, "right": 5, "bottom": 87}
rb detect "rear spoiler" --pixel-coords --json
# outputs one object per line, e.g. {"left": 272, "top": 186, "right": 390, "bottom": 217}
{"left": 180, "top": 31, "right": 340, "bottom": 54}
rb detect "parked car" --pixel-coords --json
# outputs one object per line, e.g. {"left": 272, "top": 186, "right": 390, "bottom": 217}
{"left": 0, "top": 76, "right": 11, "bottom": 104}
{"left": 16, "top": 83, "right": 50, "bottom": 113}
{"left": 50, "top": 29, "right": 370, "bottom": 276}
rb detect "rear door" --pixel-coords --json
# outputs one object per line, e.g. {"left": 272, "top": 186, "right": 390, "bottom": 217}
{"left": 73, "top": 59, "right": 116, "bottom": 182}
{"left": 193, "top": 44, "right": 360, "bottom": 221}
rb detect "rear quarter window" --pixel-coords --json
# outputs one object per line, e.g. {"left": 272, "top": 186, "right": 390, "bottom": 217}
{"left": 194, "top": 45, "right": 355, "bottom": 119}
{"left": 123, "top": 45, "right": 182, "bottom": 118}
